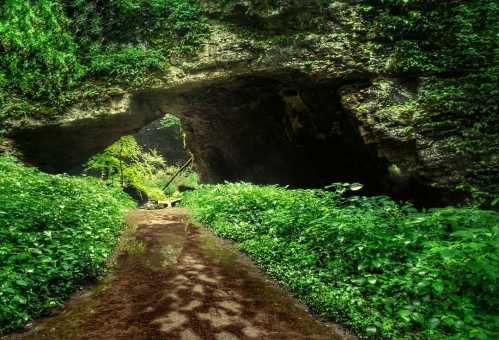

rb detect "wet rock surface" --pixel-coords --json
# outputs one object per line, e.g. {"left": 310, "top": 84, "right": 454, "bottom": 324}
{"left": 4, "top": 209, "right": 354, "bottom": 340}
{"left": 134, "top": 119, "right": 189, "bottom": 166}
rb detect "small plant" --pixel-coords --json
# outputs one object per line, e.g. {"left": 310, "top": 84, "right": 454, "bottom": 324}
{"left": 159, "top": 114, "right": 182, "bottom": 129}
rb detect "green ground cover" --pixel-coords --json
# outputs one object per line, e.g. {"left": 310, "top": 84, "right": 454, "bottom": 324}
{"left": 184, "top": 183, "right": 499, "bottom": 339}
{"left": 0, "top": 156, "right": 135, "bottom": 334}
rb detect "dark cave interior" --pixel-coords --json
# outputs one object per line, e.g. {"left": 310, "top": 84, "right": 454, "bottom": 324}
{"left": 9, "top": 75, "right": 444, "bottom": 205}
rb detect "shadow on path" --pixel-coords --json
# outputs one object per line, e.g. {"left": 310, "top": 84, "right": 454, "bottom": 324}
{"left": 6, "top": 209, "right": 355, "bottom": 340}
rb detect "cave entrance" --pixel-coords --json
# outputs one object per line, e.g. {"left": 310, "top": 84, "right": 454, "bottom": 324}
{"left": 173, "top": 75, "right": 391, "bottom": 196}
{"left": 9, "top": 74, "right": 440, "bottom": 203}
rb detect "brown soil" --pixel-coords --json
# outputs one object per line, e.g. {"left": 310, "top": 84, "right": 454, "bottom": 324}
{"left": 5, "top": 209, "right": 356, "bottom": 340}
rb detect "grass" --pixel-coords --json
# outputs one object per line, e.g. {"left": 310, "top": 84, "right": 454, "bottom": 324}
{"left": 183, "top": 182, "right": 499, "bottom": 339}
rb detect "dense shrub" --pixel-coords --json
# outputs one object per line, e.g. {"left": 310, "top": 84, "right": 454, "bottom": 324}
{"left": 364, "top": 0, "right": 498, "bottom": 74}
{"left": 0, "top": 156, "right": 135, "bottom": 334}
{"left": 0, "top": 0, "right": 85, "bottom": 101}
{"left": 364, "top": 0, "right": 499, "bottom": 135}
{"left": 0, "top": 0, "right": 209, "bottom": 124}
{"left": 184, "top": 183, "right": 499, "bottom": 339}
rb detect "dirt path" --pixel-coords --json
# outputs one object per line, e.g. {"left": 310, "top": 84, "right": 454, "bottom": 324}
{"left": 6, "top": 209, "right": 355, "bottom": 340}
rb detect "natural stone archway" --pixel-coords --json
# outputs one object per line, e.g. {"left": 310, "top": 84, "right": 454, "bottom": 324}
{"left": 8, "top": 72, "right": 448, "bottom": 204}
{"left": 9, "top": 94, "right": 165, "bottom": 173}
{"left": 2, "top": 2, "right": 498, "bottom": 206}
{"left": 6, "top": 22, "right": 482, "bottom": 206}
{"left": 166, "top": 75, "right": 389, "bottom": 190}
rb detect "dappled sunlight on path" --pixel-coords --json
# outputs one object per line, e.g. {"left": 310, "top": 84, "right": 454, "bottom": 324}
{"left": 5, "top": 209, "right": 354, "bottom": 340}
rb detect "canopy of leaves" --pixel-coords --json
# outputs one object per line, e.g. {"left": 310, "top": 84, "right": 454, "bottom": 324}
{"left": 0, "top": 156, "right": 135, "bottom": 334}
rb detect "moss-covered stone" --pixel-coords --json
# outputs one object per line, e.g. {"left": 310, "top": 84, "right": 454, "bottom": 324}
{"left": 2, "top": 0, "right": 497, "bottom": 205}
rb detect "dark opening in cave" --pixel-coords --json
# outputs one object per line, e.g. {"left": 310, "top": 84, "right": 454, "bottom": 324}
{"left": 9, "top": 75, "right": 445, "bottom": 205}
{"left": 175, "top": 76, "right": 421, "bottom": 201}
{"left": 178, "top": 77, "right": 384, "bottom": 186}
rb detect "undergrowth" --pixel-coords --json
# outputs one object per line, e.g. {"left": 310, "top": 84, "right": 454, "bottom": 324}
{"left": 0, "top": 0, "right": 209, "bottom": 127}
{"left": 85, "top": 134, "right": 198, "bottom": 201}
{"left": 184, "top": 183, "right": 499, "bottom": 339}
{"left": 151, "top": 168, "right": 199, "bottom": 198}
{"left": 0, "top": 156, "right": 135, "bottom": 334}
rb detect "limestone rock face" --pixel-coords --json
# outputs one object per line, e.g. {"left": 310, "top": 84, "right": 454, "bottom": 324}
{"left": 9, "top": 93, "right": 165, "bottom": 173}
{"left": 340, "top": 79, "right": 469, "bottom": 203}
{"left": 134, "top": 119, "right": 189, "bottom": 166}
{"left": 6, "top": 2, "right": 496, "bottom": 205}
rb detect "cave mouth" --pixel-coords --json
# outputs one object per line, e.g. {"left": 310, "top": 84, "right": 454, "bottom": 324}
{"left": 8, "top": 74, "right": 444, "bottom": 205}
{"left": 175, "top": 75, "right": 395, "bottom": 197}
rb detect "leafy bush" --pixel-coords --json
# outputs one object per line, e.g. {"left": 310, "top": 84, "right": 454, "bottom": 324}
{"left": 86, "top": 134, "right": 199, "bottom": 201}
{"left": 154, "top": 167, "right": 199, "bottom": 197}
{"left": 0, "top": 156, "right": 135, "bottom": 334}
{"left": 364, "top": 0, "right": 498, "bottom": 75}
{"left": 85, "top": 135, "right": 168, "bottom": 201}
{"left": 183, "top": 183, "right": 499, "bottom": 339}
{"left": 0, "top": 0, "right": 209, "bottom": 125}
{"left": 0, "top": 0, "right": 86, "bottom": 100}
{"left": 159, "top": 114, "right": 182, "bottom": 129}
{"left": 89, "top": 45, "right": 167, "bottom": 84}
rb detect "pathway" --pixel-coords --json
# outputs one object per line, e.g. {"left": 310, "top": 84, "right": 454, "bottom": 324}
{"left": 6, "top": 209, "right": 354, "bottom": 340}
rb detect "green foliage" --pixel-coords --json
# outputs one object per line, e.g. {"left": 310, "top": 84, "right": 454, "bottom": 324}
{"left": 0, "top": 0, "right": 209, "bottom": 125}
{"left": 364, "top": 0, "right": 498, "bottom": 74}
{"left": 159, "top": 114, "right": 182, "bottom": 129}
{"left": 0, "top": 156, "right": 135, "bottom": 334}
{"left": 0, "top": 0, "right": 86, "bottom": 100}
{"left": 363, "top": 0, "right": 498, "bottom": 124}
{"left": 89, "top": 45, "right": 167, "bottom": 84}
{"left": 85, "top": 136, "right": 167, "bottom": 200}
{"left": 86, "top": 135, "right": 199, "bottom": 201}
{"left": 360, "top": 0, "right": 499, "bottom": 202}
{"left": 211, "top": 0, "right": 333, "bottom": 32}
{"left": 184, "top": 183, "right": 499, "bottom": 339}
{"left": 154, "top": 167, "right": 199, "bottom": 197}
